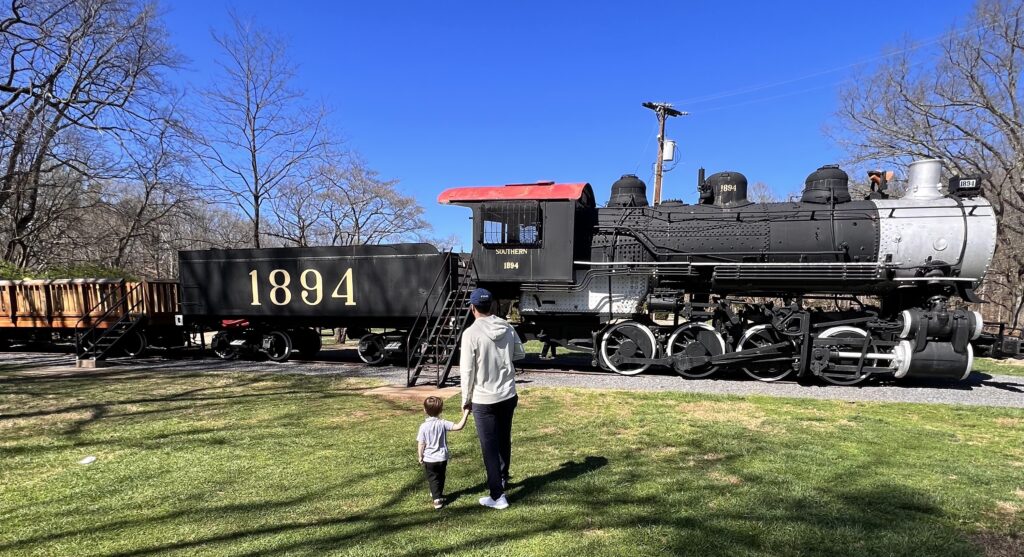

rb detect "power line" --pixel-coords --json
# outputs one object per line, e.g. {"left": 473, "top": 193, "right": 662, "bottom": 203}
{"left": 670, "top": 11, "right": 1024, "bottom": 108}
{"left": 633, "top": 120, "right": 659, "bottom": 175}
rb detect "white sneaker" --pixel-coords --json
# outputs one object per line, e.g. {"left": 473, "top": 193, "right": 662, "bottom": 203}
{"left": 479, "top": 495, "right": 509, "bottom": 509}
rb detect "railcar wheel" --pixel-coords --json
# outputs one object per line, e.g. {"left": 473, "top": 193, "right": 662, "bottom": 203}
{"left": 599, "top": 322, "right": 657, "bottom": 376}
{"left": 211, "top": 332, "right": 237, "bottom": 360}
{"left": 737, "top": 325, "right": 793, "bottom": 382}
{"left": 666, "top": 322, "right": 727, "bottom": 379}
{"left": 290, "top": 328, "right": 322, "bottom": 359}
{"left": 358, "top": 333, "right": 387, "bottom": 366}
{"left": 120, "top": 331, "right": 148, "bottom": 358}
{"left": 264, "top": 330, "right": 293, "bottom": 362}
{"left": 816, "top": 326, "right": 871, "bottom": 386}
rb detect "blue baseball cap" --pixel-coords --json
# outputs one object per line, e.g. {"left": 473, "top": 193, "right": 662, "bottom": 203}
{"left": 469, "top": 288, "right": 493, "bottom": 306}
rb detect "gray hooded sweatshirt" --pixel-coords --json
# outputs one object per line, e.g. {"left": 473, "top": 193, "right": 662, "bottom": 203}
{"left": 460, "top": 314, "right": 526, "bottom": 407}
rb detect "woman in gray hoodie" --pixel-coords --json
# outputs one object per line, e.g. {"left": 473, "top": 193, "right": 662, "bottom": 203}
{"left": 460, "top": 288, "right": 526, "bottom": 510}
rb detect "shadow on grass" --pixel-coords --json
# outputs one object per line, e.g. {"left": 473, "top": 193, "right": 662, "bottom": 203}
{"left": 443, "top": 455, "right": 609, "bottom": 506}
{"left": 5, "top": 446, "right": 972, "bottom": 557}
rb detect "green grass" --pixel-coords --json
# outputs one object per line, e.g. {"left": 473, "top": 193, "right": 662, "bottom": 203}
{"left": 1, "top": 369, "right": 1022, "bottom": 556}
{"left": 973, "top": 357, "right": 1024, "bottom": 378}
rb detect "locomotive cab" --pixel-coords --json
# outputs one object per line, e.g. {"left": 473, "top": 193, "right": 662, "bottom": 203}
{"left": 438, "top": 182, "right": 596, "bottom": 283}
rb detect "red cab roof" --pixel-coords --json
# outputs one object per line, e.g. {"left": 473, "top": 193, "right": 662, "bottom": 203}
{"left": 438, "top": 182, "right": 591, "bottom": 204}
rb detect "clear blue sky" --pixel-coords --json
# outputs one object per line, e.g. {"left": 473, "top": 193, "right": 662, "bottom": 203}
{"left": 163, "top": 0, "right": 974, "bottom": 249}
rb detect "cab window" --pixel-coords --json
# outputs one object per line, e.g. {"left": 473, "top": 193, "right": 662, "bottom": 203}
{"left": 481, "top": 201, "right": 542, "bottom": 246}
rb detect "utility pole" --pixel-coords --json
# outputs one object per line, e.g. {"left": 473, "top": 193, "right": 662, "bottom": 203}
{"left": 642, "top": 101, "right": 687, "bottom": 205}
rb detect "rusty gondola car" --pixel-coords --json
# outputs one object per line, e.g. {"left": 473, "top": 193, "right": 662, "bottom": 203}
{"left": 0, "top": 279, "right": 181, "bottom": 357}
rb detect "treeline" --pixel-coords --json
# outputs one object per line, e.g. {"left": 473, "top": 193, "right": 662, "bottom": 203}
{"left": 0, "top": 0, "right": 438, "bottom": 280}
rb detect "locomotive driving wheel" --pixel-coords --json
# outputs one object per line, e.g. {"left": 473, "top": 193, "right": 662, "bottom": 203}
{"left": 666, "top": 322, "right": 727, "bottom": 379}
{"left": 736, "top": 325, "right": 793, "bottom": 382}
{"left": 816, "top": 326, "right": 871, "bottom": 386}
{"left": 599, "top": 322, "right": 657, "bottom": 376}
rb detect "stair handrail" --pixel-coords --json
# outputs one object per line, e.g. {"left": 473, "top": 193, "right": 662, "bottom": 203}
{"left": 407, "top": 251, "right": 457, "bottom": 384}
{"left": 74, "top": 279, "right": 127, "bottom": 354}
{"left": 75, "top": 282, "right": 146, "bottom": 358}
{"left": 435, "top": 259, "right": 476, "bottom": 386}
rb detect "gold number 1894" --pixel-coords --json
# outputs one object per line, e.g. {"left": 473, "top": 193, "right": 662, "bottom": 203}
{"left": 249, "top": 268, "right": 356, "bottom": 307}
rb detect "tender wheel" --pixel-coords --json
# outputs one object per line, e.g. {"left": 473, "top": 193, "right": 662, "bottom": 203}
{"left": 290, "top": 328, "right": 322, "bottom": 359}
{"left": 120, "top": 331, "right": 148, "bottom": 358}
{"left": 599, "top": 321, "right": 657, "bottom": 376}
{"left": 666, "top": 322, "right": 726, "bottom": 379}
{"left": 817, "top": 326, "right": 871, "bottom": 386}
{"left": 264, "top": 330, "right": 293, "bottom": 362}
{"left": 358, "top": 333, "right": 386, "bottom": 366}
{"left": 737, "top": 325, "right": 793, "bottom": 382}
{"left": 211, "top": 331, "right": 238, "bottom": 360}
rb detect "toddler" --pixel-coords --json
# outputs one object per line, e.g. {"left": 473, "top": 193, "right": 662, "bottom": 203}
{"left": 417, "top": 396, "right": 470, "bottom": 509}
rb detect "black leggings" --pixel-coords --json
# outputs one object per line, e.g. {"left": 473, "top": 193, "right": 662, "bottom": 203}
{"left": 472, "top": 395, "right": 518, "bottom": 500}
{"left": 423, "top": 460, "right": 447, "bottom": 499}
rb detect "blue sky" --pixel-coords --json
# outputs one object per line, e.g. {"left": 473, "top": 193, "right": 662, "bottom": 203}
{"left": 163, "top": 0, "right": 974, "bottom": 249}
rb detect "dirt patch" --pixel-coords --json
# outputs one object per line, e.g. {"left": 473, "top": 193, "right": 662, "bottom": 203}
{"left": 970, "top": 532, "right": 1024, "bottom": 557}
{"left": 995, "top": 418, "right": 1024, "bottom": 428}
{"left": 675, "top": 401, "right": 778, "bottom": 433}
{"left": 994, "top": 501, "right": 1021, "bottom": 518}
{"left": 707, "top": 470, "right": 743, "bottom": 485}
{"left": 649, "top": 446, "right": 679, "bottom": 458}
{"left": 363, "top": 385, "right": 460, "bottom": 403}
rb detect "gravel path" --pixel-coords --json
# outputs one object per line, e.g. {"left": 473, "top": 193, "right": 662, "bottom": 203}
{"left": 2, "top": 349, "right": 1023, "bottom": 409}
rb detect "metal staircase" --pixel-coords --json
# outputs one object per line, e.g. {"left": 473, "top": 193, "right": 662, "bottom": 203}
{"left": 407, "top": 254, "right": 476, "bottom": 387}
{"left": 75, "top": 281, "right": 147, "bottom": 362}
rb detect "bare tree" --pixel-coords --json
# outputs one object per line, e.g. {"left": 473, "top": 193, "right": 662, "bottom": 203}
{"left": 0, "top": 0, "right": 176, "bottom": 264}
{"left": 748, "top": 181, "right": 776, "bottom": 203}
{"left": 268, "top": 178, "right": 328, "bottom": 247}
{"left": 105, "top": 104, "right": 192, "bottom": 268}
{"left": 832, "top": 0, "right": 1024, "bottom": 326}
{"left": 195, "top": 11, "right": 329, "bottom": 249}
{"left": 318, "top": 157, "right": 430, "bottom": 246}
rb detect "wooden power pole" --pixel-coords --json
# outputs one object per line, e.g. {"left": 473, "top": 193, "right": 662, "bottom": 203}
{"left": 642, "top": 101, "right": 687, "bottom": 205}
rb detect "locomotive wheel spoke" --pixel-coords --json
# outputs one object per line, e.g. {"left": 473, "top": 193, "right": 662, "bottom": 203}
{"left": 817, "top": 327, "right": 871, "bottom": 386}
{"left": 599, "top": 322, "right": 657, "bottom": 376}
{"left": 738, "top": 325, "right": 793, "bottom": 382}
{"left": 667, "top": 322, "right": 726, "bottom": 379}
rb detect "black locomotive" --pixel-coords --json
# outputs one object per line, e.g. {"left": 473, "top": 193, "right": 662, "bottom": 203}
{"left": 439, "top": 158, "right": 1018, "bottom": 385}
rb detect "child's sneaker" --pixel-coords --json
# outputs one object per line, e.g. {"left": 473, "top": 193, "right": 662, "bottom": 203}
{"left": 479, "top": 495, "right": 509, "bottom": 509}
{"left": 433, "top": 498, "right": 444, "bottom": 509}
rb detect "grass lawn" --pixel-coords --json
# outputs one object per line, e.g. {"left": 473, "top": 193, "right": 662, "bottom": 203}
{"left": 973, "top": 357, "right": 1024, "bottom": 378}
{"left": 1, "top": 369, "right": 1022, "bottom": 556}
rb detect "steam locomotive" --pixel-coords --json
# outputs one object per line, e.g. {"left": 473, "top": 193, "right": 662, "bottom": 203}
{"left": 439, "top": 158, "right": 1019, "bottom": 384}
{"left": 159, "top": 157, "right": 1019, "bottom": 385}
